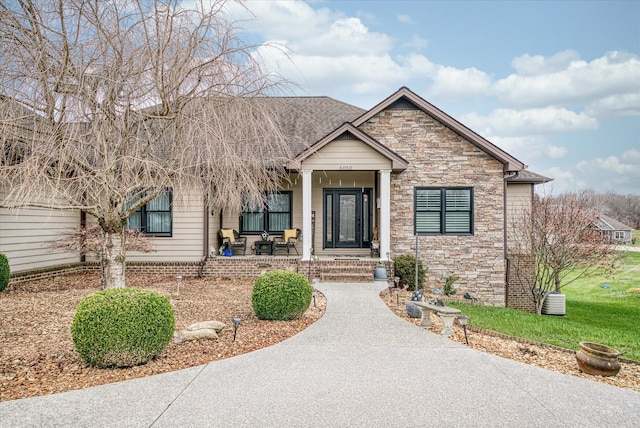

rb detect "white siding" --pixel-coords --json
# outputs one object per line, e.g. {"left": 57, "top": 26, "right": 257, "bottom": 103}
{"left": 86, "top": 190, "right": 206, "bottom": 263}
{"left": 506, "top": 182, "right": 532, "bottom": 251}
{"left": 0, "top": 191, "right": 80, "bottom": 272}
{"left": 303, "top": 139, "right": 392, "bottom": 171}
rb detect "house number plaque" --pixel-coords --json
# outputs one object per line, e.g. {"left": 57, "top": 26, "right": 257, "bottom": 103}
{"left": 339, "top": 165, "right": 353, "bottom": 170}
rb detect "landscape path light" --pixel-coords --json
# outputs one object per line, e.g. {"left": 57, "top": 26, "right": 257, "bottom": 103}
{"left": 457, "top": 315, "right": 469, "bottom": 345}
{"left": 232, "top": 318, "right": 241, "bottom": 342}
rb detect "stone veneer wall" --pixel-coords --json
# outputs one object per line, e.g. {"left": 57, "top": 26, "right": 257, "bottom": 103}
{"left": 360, "top": 108, "right": 507, "bottom": 306}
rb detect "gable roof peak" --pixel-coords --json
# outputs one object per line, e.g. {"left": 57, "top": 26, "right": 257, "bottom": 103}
{"left": 353, "top": 87, "right": 527, "bottom": 172}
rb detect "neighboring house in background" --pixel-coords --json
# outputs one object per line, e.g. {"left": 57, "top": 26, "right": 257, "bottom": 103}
{"left": 1, "top": 87, "right": 551, "bottom": 309}
{"left": 595, "top": 214, "right": 633, "bottom": 244}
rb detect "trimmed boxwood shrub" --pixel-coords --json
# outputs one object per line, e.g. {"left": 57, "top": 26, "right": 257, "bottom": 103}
{"left": 252, "top": 270, "right": 312, "bottom": 321}
{"left": 0, "top": 254, "right": 9, "bottom": 292}
{"left": 71, "top": 287, "right": 175, "bottom": 368}
{"left": 393, "top": 254, "right": 426, "bottom": 291}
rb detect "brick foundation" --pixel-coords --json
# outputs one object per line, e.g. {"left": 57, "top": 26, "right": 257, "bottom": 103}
{"left": 506, "top": 253, "right": 535, "bottom": 312}
{"left": 8, "top": 257, "right": 388, "bottom": 285}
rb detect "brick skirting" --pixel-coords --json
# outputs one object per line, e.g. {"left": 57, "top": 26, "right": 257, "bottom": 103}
{"left": 8, "top": 257, "right": 388, "bottom": 285}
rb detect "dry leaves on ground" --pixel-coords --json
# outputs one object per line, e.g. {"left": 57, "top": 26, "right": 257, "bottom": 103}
{"left": 0, "top": 273, "right": 326, "bottom": 402}
{"left": 381, "top": 288, "right": 640, "bottom": 393}
{"left": 2, "top": 274, "right": 638, "bottom": 403}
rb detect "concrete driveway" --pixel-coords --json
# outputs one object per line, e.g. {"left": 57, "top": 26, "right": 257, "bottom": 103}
{"left": 1, "top": 281, "right": 639, "bottom": 427}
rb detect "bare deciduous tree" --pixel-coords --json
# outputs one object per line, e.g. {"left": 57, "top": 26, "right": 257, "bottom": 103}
{"left": 0, "top": 0, "right": 295, "bottom": 288}
{"left": 510, "top": 191, "right": 619, "bottom": 315}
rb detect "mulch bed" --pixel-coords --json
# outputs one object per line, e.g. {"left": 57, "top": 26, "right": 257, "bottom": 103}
{"left": 381, "top": 288, "right": 640, "bottom": 393}
{"left": 1, "top": 274, "right": 637, "bottom": 403}
{"left": 0, "top": 273, "right": 326, "bottom": 402}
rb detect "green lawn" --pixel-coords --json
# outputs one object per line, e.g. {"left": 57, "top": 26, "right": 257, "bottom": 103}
{"left": 449, "top": 251, "right": 640, "bottom": 360}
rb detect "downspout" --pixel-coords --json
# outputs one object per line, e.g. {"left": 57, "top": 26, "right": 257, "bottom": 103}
{"left": 198, "top": 193, "right": 210, "bottom": 278}
{"left": 80, "top": 191, "right": 87, "bottom": 264}
{"left": 80, "top": 209, "right": 86, "bottom": 263}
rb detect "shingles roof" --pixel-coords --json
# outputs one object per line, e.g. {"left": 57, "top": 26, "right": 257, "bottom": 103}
{"left": 596, "top": 214, "right": 633, "bottom": 231}
{"left": 265, "top": 97, "right": 366, "bottom": 155}
{"left": 506, "top": 170, "right": 553, "bottom": 184}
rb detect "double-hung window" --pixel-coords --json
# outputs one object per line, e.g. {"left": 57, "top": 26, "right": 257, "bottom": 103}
{"left": 415, "top": 187, "right": 473, "bottom": 235}
{"left": 241, "top": 191, "right": 292, "bottom": 234}
{"left": 127, "top": 190, "right": 173, "bottom": 237}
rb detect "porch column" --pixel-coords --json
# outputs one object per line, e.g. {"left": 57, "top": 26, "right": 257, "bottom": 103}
{"left": 302, "top": 169, "right": 313, "bottom": 261}
{"left": 379, "top": 169, "right": 391, "bottom": 261}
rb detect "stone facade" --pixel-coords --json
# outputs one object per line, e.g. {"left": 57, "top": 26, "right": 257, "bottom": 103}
{"left": 360, "top": 108, "right": 507, "bottom": 306}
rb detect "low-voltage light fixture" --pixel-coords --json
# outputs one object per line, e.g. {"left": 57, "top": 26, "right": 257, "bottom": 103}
{"left": 232, "top": 317, "right": 242, "bottom": 342}
{"left": 457, "top": 315, "right": 469, "bottom": 345}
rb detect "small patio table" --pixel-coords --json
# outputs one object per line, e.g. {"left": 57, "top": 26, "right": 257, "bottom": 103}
{"left": 255, "top": 240, "right": 273, "bottom": 256}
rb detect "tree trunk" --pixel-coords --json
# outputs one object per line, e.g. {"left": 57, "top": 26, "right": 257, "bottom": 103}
{"left": 554, "top": 271, "right": 562, "bottom": 293}
{"left": 101, "top": 229, "right": 126, "bottom": 289}
{"left": 535, "top": 296, "right": 544, "bottom": 315}
{"left": 533, "top": 290, "right": 547, "bottom": 315}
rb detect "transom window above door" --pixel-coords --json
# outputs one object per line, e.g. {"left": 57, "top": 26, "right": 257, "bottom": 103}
{"left": 241, "top": 191, "right": 292, "bottom": 234}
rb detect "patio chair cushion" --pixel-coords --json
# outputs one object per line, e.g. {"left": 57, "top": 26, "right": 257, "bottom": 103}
{"left": 221, "top": 229, "right": 235, "bottom": 242}
{"left": 283, "top": 229, "right": 298, "bottom": 243}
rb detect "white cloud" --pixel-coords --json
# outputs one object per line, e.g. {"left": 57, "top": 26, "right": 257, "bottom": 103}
{"left": 236, "top": 1, "right": 391, "bottom": 56}
{"left": 397, "top": 14, "right": 415, "bottom": 24}
{"left": 511, "top": 50, "right": 581, "bottom": 76}
{"left": 586, "top": 93, "right": 640, "bottom": 117}
{"left": 570, "top": 150, "right": 640, "bottom": 194}
{"left": 534, "top": 167, "right": 586, "bottom": 195}
{"left": 403, "top": 35, "right": 428, "bottom": 50}
{"left": 427, "top": 66, "right": 492, "bottom": 99}
{"left": 495, "top": 51, "right": 640, "bottom": 109}
{"left": 487, "top": 135, "right": 567, "bottom": 167}
{"left": 577, "top": 150, "right": 640, "bottom": 175}
{"left": 462, "top": 107, "right": 598, "bottom": 137}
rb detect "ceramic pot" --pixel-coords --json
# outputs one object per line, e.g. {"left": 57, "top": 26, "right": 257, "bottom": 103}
{"left": 373, "top": 266, "right": 388, "bottom": 281}
{"left": 575, "top": 341, "right": 621, "bottom": 376}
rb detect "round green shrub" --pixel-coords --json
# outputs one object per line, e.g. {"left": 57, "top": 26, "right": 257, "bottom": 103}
{"left": 393, "top": 254, "right": 426, "bottom": 291}
{"left": 0, "top": 254, "right": 9, "bottom": 292}
{"left": 71, "top": 287, "right": 175, "bottom": 368}
{"left": 252, "top": 270, "right": 312, "bottom": 320}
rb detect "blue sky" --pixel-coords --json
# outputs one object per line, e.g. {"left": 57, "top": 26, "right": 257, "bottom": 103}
{"left": 228, "top": 0, "right": 640, "bottom": 194}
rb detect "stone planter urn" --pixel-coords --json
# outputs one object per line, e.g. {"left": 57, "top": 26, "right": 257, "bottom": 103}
{"left": 373, "top": 265, "right": 388, "bottom": 282}
{"left": 575, "top": 341, "right": 621, "bottom": 376}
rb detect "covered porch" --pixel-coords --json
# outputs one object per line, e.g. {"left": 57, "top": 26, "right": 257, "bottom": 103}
{"left": 289, "top": 123, "right": 408, "bottom": 262}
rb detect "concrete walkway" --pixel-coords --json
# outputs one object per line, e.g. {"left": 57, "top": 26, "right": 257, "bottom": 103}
{"left": 1, "top": 282, "right": 639, "bottom": 427}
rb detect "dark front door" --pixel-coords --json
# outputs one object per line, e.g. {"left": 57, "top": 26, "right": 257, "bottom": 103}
{"left": 324, "top": 188, "right": 372, "bottom": 249}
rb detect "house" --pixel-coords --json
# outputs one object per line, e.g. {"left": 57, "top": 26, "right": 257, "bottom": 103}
{"left": 1, "top": 87, "right": 549, "bottom": 308}
{"left": 595, "top": 214, "right": 633, "bottom": 244}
